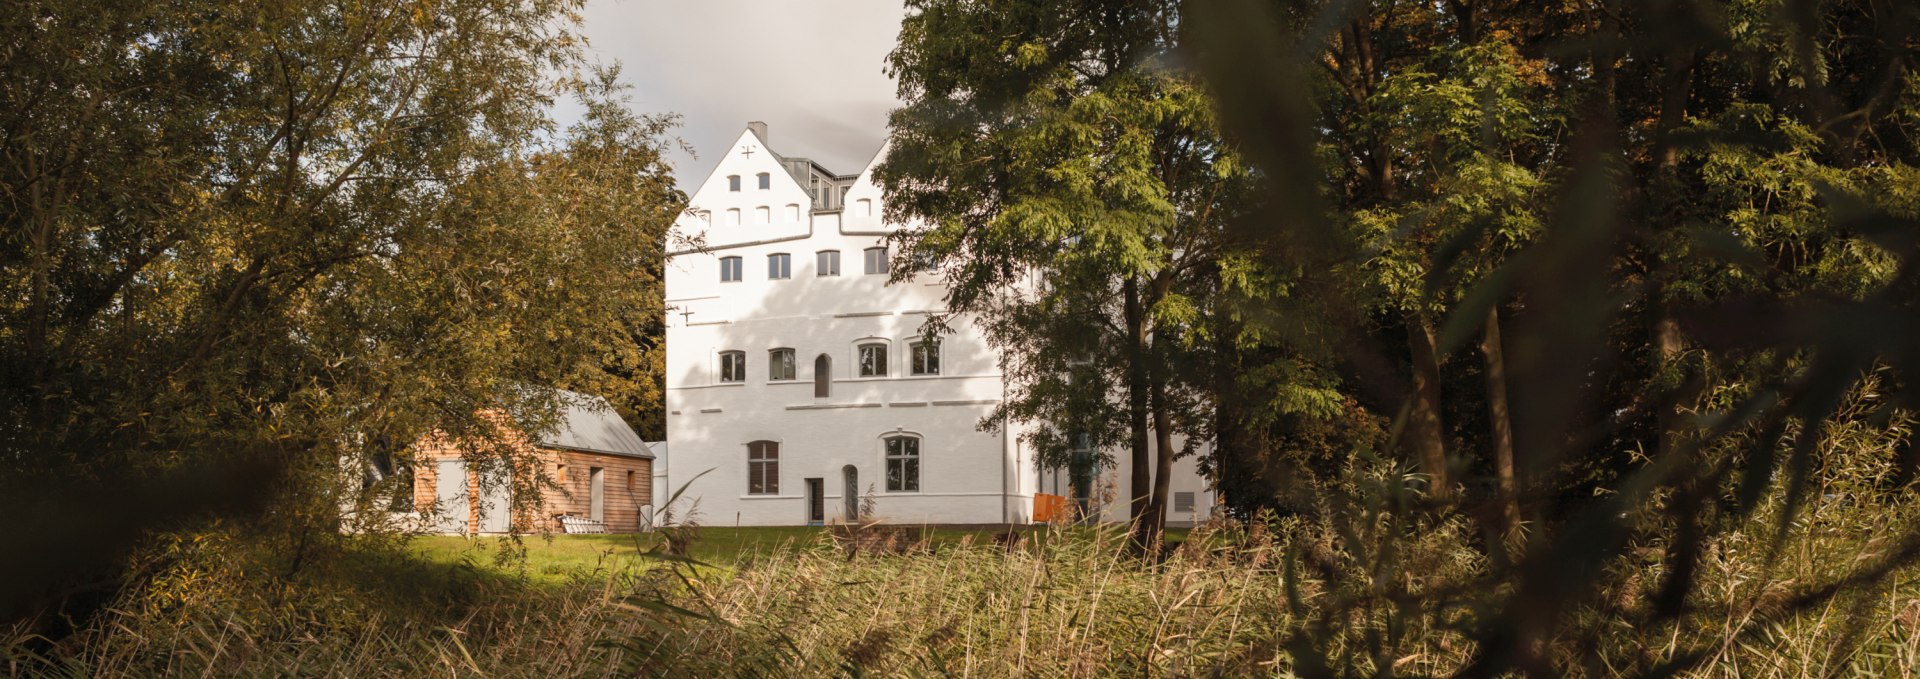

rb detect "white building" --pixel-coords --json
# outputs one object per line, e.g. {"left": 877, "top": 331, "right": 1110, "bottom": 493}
{"left": 661, "top": 122, "right": 1215, "bottom": 527}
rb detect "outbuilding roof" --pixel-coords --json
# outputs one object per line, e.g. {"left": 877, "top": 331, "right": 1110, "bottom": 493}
{"left": 534, "top": 391, "right": 654, "bottom": 459}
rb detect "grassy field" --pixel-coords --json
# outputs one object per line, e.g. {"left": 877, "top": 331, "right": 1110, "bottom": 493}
{"left": 27, "top": 504, "right": 1917, "bottom": 676}
{"left": 407, "top": 526, "right": 1192, "bottom": 584}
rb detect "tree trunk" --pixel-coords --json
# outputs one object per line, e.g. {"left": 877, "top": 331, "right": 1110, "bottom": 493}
{"left": 1124, "top": 277, "right": 1153, "bottom": 548}
{"left": 1147, "top": 373, "right": 1175, "bottom": 546}
{"left": 1481, "top": 306, "right": 1519, "bottom": 528}
{"left": 1406, "top": 313, "right": 1451, "bottom": 501}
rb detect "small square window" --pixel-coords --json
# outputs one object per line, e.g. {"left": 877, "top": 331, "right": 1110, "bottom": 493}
{"left": 910, "top": 341, "right": 940, "bottom": 376}
{"left": 858, "top": 343, "right": 888, "bottom": 377}
{"left": 769, "top": 349, "right": 797, "bottom": 381}
{"left": 719, "top": 351, "right": 746, "bottom": 383}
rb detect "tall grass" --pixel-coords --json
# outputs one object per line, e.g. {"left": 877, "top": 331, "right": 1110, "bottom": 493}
{"left": 12, "top": 488, "right": 1918, "bottom": 677}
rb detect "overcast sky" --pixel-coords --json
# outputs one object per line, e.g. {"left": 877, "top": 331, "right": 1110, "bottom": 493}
{"left": 570, "top": 0, "right": 909, "bottom": 186}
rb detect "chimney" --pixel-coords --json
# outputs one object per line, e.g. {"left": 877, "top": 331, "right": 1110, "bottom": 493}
{"left": 747, "top": 121, "right": 769, "bottom": 145}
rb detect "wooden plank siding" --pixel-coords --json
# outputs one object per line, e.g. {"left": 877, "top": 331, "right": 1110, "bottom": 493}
{"left": 411, "top": 420, "right": 653, "bottom": 534}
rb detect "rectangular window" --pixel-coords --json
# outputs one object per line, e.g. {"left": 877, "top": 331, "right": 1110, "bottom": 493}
{"left": 748, "top": 441, "right": 780, "bottom": 495}
{"left": 858, "top": 343, "right": 888, "bottom": 377}
{"left": 728, "top": 175, "right": 741, "bottom": 191}
{"left": 885, "top": 436, "right": 919, "bottom": 492}
{"left": 767, "top": 253, "right": 791, "bottom": 280}
{"left": 769, "top": 348, "right": 796, "bottom": 381}
{"left": 817, "top": 250, "right": 840, "bottom": 276}
{"left": 757, "top": 172, "right": 770, "bottom": 189}
{"left": 719, "top": 351, "right": 746, "bottom": 383}
{"left": 1174, "top": 491, "right": 1196, "bottom": 513}
{"left": 720, "top": 256, "right": 743, "bottom": 282}
{"left": 864, "top": 247, "right": 888, "bottom": 275}
{"left": 910, "top": 342, "right": 940, "bottom": 376}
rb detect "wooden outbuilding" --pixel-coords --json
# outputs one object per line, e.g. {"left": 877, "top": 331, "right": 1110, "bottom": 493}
{"left": 412, "top": 391, "right": 654, "bottom": 534}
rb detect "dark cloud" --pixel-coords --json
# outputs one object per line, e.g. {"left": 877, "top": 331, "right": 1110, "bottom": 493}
{"left": 572, "top": 0, "right": 906, "bottom": 184}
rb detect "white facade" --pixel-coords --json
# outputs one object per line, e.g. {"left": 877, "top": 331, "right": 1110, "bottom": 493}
{"left": 662, "top": 123, "right": 1214, "bottom": 526}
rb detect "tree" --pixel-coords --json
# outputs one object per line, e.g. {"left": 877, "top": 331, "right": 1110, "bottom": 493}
{"left": 0, "top": 0, "right": 683, "bottom": 625}
{"left": 878, "top": 0, "right": 1252, "bottom": 547}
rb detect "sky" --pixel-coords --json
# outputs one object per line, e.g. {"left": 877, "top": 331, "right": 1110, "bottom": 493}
{"left": 570, "top": 0, "right": 909, "bottom": 187}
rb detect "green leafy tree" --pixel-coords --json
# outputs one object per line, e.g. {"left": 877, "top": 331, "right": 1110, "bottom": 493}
{"left": 0, "top": 0, "right": 683, "bottom": 624}
{"left": 879, "top": 0, "right": 1253, "bottom": 546}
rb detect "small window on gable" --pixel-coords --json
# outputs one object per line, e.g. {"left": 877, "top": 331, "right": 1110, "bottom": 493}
{"left": 769, "top": 348, "right": 796, "bottom": 381}
{"left": 698, "top": 210, "right": 711, "bottom": 226}
{"left": 768, "top": 253, "right": 791, "bottom": 280}
{"left": 725, "top": 208, "right": 741, "bottom": 226}
{"left": 719, "top": 350, "right": 746, "bottom": 383}
{"left": 857, "top": 198, "right": 872, "bottom": 217}
{"left": 858, "top": 342, "right": 888, "bottom": 378}
{"left": 757, "top": 172, "right": 770, "bottom": 190}
{"left": 728, "top": 175, "right": 741, "bottom": 191}
{"left": 910, "top": 341, "right": 941, "bottom": 376}
{"left": 785, "top": 203, "right": 800, "bottom": 221}
{"left": 755, "top": 206, "right": 770, "bottom": 224}
{"left": 719, "top": 256, "right": 743, "bottom": 282}
{"left": 817, "top": 250, "right": 840, "bottom": 277}
{"left": 864, "top": 247, "right": 888, "bottom": 275}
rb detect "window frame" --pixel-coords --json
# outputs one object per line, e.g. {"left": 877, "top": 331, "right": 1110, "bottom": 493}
{"left": 728, "top": 175, "right": 741, "bottom": 191}
{"left": 756, "top": 172, "right": 770, "bottom": 190}
{"left": 747, "top": 441, "right": 780, "bottom": 495}
{"left": 718, "top": 350, "right": 747, "bottom": 383}
{"left": 719, "top": 256, "right": 743, "bottom": 283}
{"left": 816, "top": 250, "right": 840, "bottom": 277}
{"left": 767, "top": 253, "right": 791, "bottom": 280}
{"left": 863, "top": 247, "right": 888, "bottom": 275}
{"left": 857, "top": 342, "right": 889, "bottom": 378}
{"left": 769, "top": 348, "right": 797, "bottom": 381}
{"left": 909, "top": 340, "right": 941, "bottom": 376}
{"left": 884, "top": 435, "right": 920, "bottom": 492}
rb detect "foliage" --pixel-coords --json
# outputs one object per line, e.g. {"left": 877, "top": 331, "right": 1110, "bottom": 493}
{"left": 0, "top": 0, "right": 683, "bottom": 627}
{"left": 880, "top": 0, "right": 1257, "bottom": 541}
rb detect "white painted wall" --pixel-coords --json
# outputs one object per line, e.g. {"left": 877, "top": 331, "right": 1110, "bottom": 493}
{"left": 662, "top": 124, "right": 1209, "bottom": 526}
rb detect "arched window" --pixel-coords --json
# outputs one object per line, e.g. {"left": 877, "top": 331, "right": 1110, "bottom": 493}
{"left": 727, "top": 175, "right": 741, "bottom": 191}
{"left": 885, "top": 435, "right": 920, "bottom": 492}
{"left": 718, "top": 351, "right": 746, "bottom": 383}
{"left": 814, "top": 354, "right": 831, "bottom": 398}
{"left": 767, "top": 253, "right": 791, "bottom": 280}
{"left": 725, "top": 208, "right": 741, "bottom": 226}
{"left": 909, "top": 340, "right": 940, "bottom": 376}
{"left": 756, "top": 172, "right": 771, "bottom": 189}
{"left": 754, "top": 205, "right": 770, "bottom": 224}
{"left": 769, "top": 348, "right": 796, "bottom": 381}
{"left": 816, "top": 250, "right": 840, "bottom": 277}
{"left": 857, "top": 342, "right": 888, "bottom": 377}
{"left": 747, "top": 441, "right": 779, "bottom": 494}
{"left": 719, "top": 256, "right": 743, "bottom": 282}
{"left": 857, "top": 198, "right": 872, "bottom": 217}
{"left": 863, "top": 246, "right": 888, "bottom": 275}
{"left": 785, "top": 203, "right": 800, "bottom": 221}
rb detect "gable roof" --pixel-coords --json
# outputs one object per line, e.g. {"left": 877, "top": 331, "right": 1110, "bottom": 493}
{"left": 535, "top": 391, "right": 654, "bottom": 459}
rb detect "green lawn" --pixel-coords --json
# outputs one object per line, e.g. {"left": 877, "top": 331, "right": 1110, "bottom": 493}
{"left": 407, "top": 526, "right": 1190, "bottom": 584}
